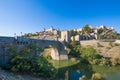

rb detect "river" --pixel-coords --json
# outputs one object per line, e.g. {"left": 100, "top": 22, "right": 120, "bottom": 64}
{"left": 51, "top": 60, "right": 120, "bottom": 80}
{"left": 92, "top": 65, "right": 120, "bottom": 80}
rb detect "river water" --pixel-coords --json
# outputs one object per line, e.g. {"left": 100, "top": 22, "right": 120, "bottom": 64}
{"left": 92, "top": 65, "right": 120, "bottom": 80}
{"left": 51, "top": 60, "right": 120, "bottom": 80}
{"left": 107, "top": 73, "right": 120, "bottom": 80}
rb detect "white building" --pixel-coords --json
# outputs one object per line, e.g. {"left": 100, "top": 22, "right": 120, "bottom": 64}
{"left": 73, "top": 28, "right": 82, "bottom": 32}
{"left": 71, "top": 35, "right": 80, "bottom": 41}
{"left": 45, "top": 27, "right": 54, "bottom": 32}
{"left": 97, "top": 25, "right": 106, "bottom": 29}
{"left": 45, "top": 27, "right": 59, "bottom": 35}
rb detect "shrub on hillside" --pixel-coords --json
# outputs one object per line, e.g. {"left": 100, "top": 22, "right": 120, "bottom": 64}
{"left": 109, "top": 41, "right": 113, "bottom": 47}
{"left": 80, "top": 58, "right": 89, "bottom": 64}
{"left": 97, "top": 43, "right": 104, "bottom": 47}
{"left": 91, "top": 73, "right": 106, "bottom": 80}
{"left": 106, "top": 46, "right": 111, "bottom": 49}
{"left": 80, "top": 46, "right": 101, "bottom": 60}
{"left": 69, "top": 43, "right": 81, "bottom": 57}
{"left": 114, "top": 43, "right": 120, "bottom": 46}
{"left": 99, "top": 58, "right": 111, "bottom": 66}
{"left": 110, "top": 58, "right": 120, "bottom": 66}
{"left": 70, "top": 57, "right": 77, "bottom": 62}
{"left": 90, "top": 59, "right": 101, "bottom": 65}
{"left": 79, "top": 75, "right": 87, "bottom": 80}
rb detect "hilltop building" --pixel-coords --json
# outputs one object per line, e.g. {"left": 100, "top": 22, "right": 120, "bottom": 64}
{"left": 71, "top": 35, "right": 80, "bottom": 41}
{"left": 22, "top": 25, "right": 116, "bottom": 43}
{"left": 45, "top": 26, "right": 59, "bottom": 35}
{"left": 73, "top": 28, "right": 82, "bottom": 32}
{"left": 70, "top": 25, "right": 116, "bottom": 41}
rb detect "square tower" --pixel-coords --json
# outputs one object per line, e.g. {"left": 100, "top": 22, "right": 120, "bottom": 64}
{"left": 61, "top": 30, "right": 70, "bottom": 43}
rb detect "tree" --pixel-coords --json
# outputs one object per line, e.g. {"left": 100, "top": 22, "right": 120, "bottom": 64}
{"left": 8, "top": 44, "right": 56, "bottom": 77}
{"left": 82, "top": 25, "right": 93, "bottom": 34}
{"left": 69, "top": 41, "right": 81, "bottom": 57}
{"left": 99, "top": 34, "right": 104, "bottom": 39}
{"left": 80, "top": 46, "right": 100, "bottom": 60}
{"left": 70, "top": 30, "right": 78, "bottom": 36}
{"left": 117, "top": 34, "right": 120, "bottom": 39}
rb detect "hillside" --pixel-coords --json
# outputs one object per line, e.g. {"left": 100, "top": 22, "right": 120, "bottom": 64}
{"left": 22, "top": 25, "right": 119, "bottom": 41}
{"left": 80, "top": 40, "right": 120, "bottom": 58}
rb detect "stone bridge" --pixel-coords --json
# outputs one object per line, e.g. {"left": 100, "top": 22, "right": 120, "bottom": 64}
{"left": 0, "top": 36, "right": 68, "bottom": 66}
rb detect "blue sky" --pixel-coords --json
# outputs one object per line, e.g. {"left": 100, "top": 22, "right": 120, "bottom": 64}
{"left": 0, "top": 0, "right": 120, "bottom": 36}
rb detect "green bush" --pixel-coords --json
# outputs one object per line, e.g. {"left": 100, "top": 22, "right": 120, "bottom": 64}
{"left": 110, "top": 58, "right": 120, "bottom": 66}
{"left": 90, "top": 59, "right": 101, "bottom": 65}
{"left": 7, "top": 44, "right": 56, "bottom": 77}
{"left": 106, "top": 47, "right": 111, "bottom": 49}
{"left": 9, "top": 55, "right": 56, "bottom": 77}
{"left": 114, "top": 43, "right": 120, "bottom": 46}
{"left": 80, "top": 47, "right": 100, "bottom": 60}
{"left": 109, "top": 41, "right": 113, "bottom": 47}
{"left": 97, "top": 43, "right": 104, "bottom": 47}
{"left": 91, "top": 73, "right": 106, "bottom": 80}
{"left": 70, "top": 57, "right": 77, "bottom": 62}
{"left": 69, "top": 44, "right": 81, "bottom": 57}
{"left": 99, "top": 58, "right": 110, "bottom": 66}
{"left": 80, "top": 58, "right": 89, "bottom": 64}
{"left": 91, "top": 58, "right": 120, "bottom": 67}
{"left": 79, "top": 75, "right": 87, "bottom": 80}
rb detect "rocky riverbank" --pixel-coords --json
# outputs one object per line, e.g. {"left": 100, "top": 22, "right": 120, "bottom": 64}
{"left": 0, "top": 68, "right": 47, "bottom": 80}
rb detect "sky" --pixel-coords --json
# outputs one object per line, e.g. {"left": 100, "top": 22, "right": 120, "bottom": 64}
{"left": 0, "top": 0, "right": 120, "bottom": 36}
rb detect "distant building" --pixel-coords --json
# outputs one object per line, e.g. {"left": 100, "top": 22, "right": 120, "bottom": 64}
{"left": 45, "top": 27, "right": 54, "bottom": 32}
{"left": 96, "top": 25, "right": 106, "bottom": 29}
{"left": 71, "top": 35, "right": 80, "bottom": 41}
{"left": 109, "top": 27, "right": 114, "bottom": 30}
{"left": 115, "top": 40, "right": 120, "bottom": 44}
{"left": 45, "top": 27, "right": 59, "bottom": 35}
{"left": 73, "top": 28, "right": 82, "bottom": 32}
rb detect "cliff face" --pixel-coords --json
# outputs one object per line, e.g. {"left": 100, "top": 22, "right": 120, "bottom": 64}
{"left": 104, "top": 46, "right": 120, "bottom": 58}
{"left": 80, "top": 40, "right": 120, "bottom": 58}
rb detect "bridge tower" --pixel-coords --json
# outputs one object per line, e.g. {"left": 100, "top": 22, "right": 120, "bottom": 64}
{"left": 61, "top": 30, "right": 71, "bottom": 43}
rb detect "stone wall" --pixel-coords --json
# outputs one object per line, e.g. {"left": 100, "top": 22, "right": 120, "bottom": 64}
{"left": 80, "top": 40, "right": 98, "bottom": 47}
{"left": 115, "top": 40, "right": 120, "bottom": 44}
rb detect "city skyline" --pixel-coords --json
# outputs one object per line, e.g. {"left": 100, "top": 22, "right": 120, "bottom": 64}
{"left": 0, "top": 0, "right": 120, "bottom": 36}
